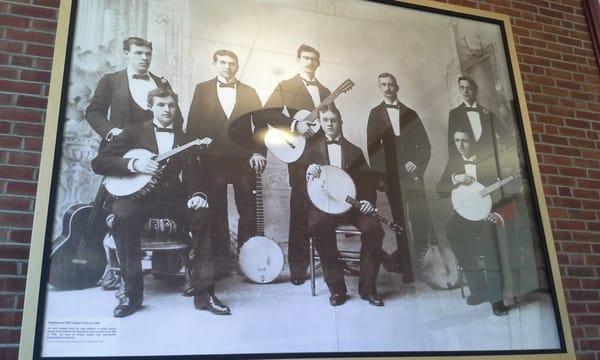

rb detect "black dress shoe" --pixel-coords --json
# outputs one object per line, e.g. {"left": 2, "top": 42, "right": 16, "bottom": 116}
{"left": 466, "top": 294, "right": 486, "bottom": 306}
{"left": 290, "top": 277, "right": 306, "bottom": 286}
{"left": 360, "top": 293, "right": 384, "bottom": 307}
{"left": 491, "top": 301, "right": 510, "bottom": 316}
{"left": 329, "top": 293, "right": 348, "bottom": 306}
{"left": 194, "top": 291, "right": 231, "bottom": 315}
{"left": 113, "top": 296, "right": 142, "bottom": 318}
{"left": 381, "top": 251, "right": 402, "bottom": 274}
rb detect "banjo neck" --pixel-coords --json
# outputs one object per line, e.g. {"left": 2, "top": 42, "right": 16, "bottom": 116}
{"left": 479, "top": 174, "right": 517, "bottom": 197}
{"left": 154, "top": 138, "right": 206, "bottom": 163}
{"left": 345, "top": 196, "right": 403, "bottom": 233}
{"left": 255, "top": 171, "right": 265, "bottom": 236}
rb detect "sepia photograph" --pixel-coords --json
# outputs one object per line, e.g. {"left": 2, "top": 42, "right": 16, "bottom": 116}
{"left": 19, "top": 0, "right": 574, "bottom": 358}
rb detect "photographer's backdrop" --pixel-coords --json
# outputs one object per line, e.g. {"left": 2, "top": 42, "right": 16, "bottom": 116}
{"left": 0, "top": 0, "right": 598, "bottom": 359}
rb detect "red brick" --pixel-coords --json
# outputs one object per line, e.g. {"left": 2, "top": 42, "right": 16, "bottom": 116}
{"left": 33, "top": 0, "right": 60, "bottom": 7}
{"left": 0, "top": 14, "right": 29, "bottom": 28}
{"left": 12, "top": 123, "right": 43, "bottom": 137}
{"left": 0, "top": 80, "right": 41, "bottom": 95}
{"left": 0, "top": 165, "right": 34, "bottom": 180}
{"left": 15, "top": 95, "right": 47, "bottom": 109}
{"left": 0, "top": 136, "right": 21, "bottom": 149}
{"left": 10, "top": 55, "right": 32, "bottom": 68}
{"left": 0, "top": 108, "right": 42, "bottom": 123}
{"left": 23, "top": 138, "right": 42, "bottom": 151}
{"left": 8, "top": 152, "right": 40, "bottom": 166}
{"left": 10, "top": 4, "right": 57, "bottom": 19}
{"left": 0, "top": 41, "right": 23, "bottom": 54}
{"left": 0, "top": 196, "right": 31, "bottom": 211}
{"left": 8, "top": 230, "right": 31, "bottom": 244}
{"left": 0, "top": 261, "right": 18, "bottom": 276}
{"left": 0, "top": 245, "right": 29, "bottom": 260}
{"left": 0, "top": 329, "right": 19, "bottom": 344}
{"left": 24, "top": 43, "right": 54, "bottom": 58}
{"left": 0, "top": 295, "right": 16, "bottom": 309}
{"left": 30, "top": 19, "right": 58, "bottom": 33}
{"left": 0, "top": 311, "right": 23, "bottom": 327}
{"left": 5, "top": 181, "right": 37, "bottom": 196}
{"left": 0, "top": 347, "right": 18, "bottom": 360}
{"left": 5, "top": 29, "right": 55, "bottom": 45}
{"left": 20, "top": 69, "right": 51, "bottom": 83}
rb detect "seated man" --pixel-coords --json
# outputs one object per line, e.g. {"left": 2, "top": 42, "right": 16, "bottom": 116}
{"left": 437, "top": 128, "right": 513, "bottom": 316}
{"left": 91, "top": 87, "right": 231, "bottom": 317}
{"left": 305, "top": 104, "right": 385, "bottom": 307}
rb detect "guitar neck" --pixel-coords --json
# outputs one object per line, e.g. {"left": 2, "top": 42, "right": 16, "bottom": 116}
{"left": 304, "top": 82, "right": 351, "bottom": 123}
{"left": 155, "top": 141, "right": 197, "bottom": 163}
{"left": 345, "top": 196, "right": 402, "bottom": 233}
{"left": 255, "top": 172, "right": 264, "bottom": 236}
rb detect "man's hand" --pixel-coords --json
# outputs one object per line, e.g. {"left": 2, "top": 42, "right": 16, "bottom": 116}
{"left": 405, "top": 161, "right": 417, "bottom": 174}
{"left": 249, "top": 153, "right": 267, "bottom": 173}
{"left": 306, "top": 164, "right": 321, "bottom": 181}
{"left": 132, "top": 158, "right": 159, "bottom": 175}
{"left": 376, "top": 178, "right": 388, "bottom": 193}
{"left": 187, "top": 195, "right": 209, "bottom": 210}
{"left": 453, "top": 173, "right": 476, "bottom": 185}
{"left": 295, "top": 121, "right": 316, "bottom": 137}
{"left": 485, "top": 212, "right": 502, "bottom": 224}
{"left": 107, "top": 128, "right": 123, "bottom": 141}
{"left": 358, "top": 200, "right": 375, "bottom": 215}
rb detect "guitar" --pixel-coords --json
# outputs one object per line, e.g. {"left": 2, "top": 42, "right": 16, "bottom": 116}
{"left": 49, "top": 183, "right": 109, "bottom": 290}
{"left": 103, "top": 137, "right": 212, "bottom": 198}
{"left": 239, "top": 170, "right": 284, "bottom": 284}
{"left": 451, "top": 174, "right": 519, "bottom": 221}
{"left": 264, "top": 79, "right": 355, "bottom": 163}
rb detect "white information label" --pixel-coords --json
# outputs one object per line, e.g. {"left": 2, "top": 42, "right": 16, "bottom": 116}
{"left": 42, "top": 318, "right": 119, "bottom": 357}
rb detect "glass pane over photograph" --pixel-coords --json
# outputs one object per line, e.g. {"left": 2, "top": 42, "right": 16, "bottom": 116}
{"left": 38, "top": 0, "right": 564, "bottom": 357}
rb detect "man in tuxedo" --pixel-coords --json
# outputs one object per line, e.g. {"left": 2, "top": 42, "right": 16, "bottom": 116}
{"left": 305, "top": 105, "right": 384, "bottom": 307}
{"left": 92, "top": 88, "right": 231, "bottom": 317}
{"left": 263, "top": 44, "right": 332, "bottom": 285}
{"left": 447, "top": 76, "right": 512, "bottom": 164}
{"left": 86, "top": 37, "right": 181, "bottom": 142}
{"left": 366, "top": 73, "right": 434, "bottom": 283}
{"left": 186, "top": 50, "right": 264, "bottom": 280}
{"left": 437, "top": 128, "right": 513, "bottom": 316}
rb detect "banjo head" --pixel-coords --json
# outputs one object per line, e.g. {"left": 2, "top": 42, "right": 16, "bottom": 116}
{"left": 103, "top": 148, "right": 155, "bottom": 197}
{"left": 451, "top": 182, "right": 492, "bottom": 221}
{"left": 239, "top": 236, "right": 284, "bottom": 284}
{"left": 307, "top": 165, "right": 356, "bottom": 215}
{"left": 264, "top": 125, "right": 306, "bottom": 163}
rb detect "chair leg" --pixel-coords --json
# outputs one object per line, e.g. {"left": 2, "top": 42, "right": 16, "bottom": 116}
{"left": 309, "top": 237, "right": 316, "bottom": 296}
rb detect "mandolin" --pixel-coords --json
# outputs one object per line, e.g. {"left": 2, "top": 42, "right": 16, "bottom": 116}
{"left": 48, "top": 182, "right": 109, "bottom": 290}
{"left": 264, "top": 79, "right": 355, "bottom": 163}
{"left": 239, "top": 170, "right": 284, "bottom": 283}
{"left": 103, "top": 137, "right": 211, "bottom": 198}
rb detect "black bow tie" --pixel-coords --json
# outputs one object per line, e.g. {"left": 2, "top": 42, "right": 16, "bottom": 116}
{"left": 385, "top": 104, "right": 399, "bottom": 109}
{"left": 303, "top": 79, "right": 318, "bottom": 87}
{"left": 326, "top": 139, "right": 341, "bottom": 145}
{"left": 132, "top": 73, "right": 150, "bottom": 80}
{"left": 465, "top": 107, "right": 479, "bottom": 112}
{"left": 154, "top": 126, "right": 174, "bottom": 133}
{"left": 218, "top": 80, "right": 236, "bottom": 88}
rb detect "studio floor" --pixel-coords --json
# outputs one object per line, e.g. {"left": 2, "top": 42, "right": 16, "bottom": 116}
{"left": 42, "top": 264, "right": 561, "bottom": 358}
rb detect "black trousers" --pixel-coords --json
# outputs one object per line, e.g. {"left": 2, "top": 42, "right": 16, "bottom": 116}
{"left": 401, "top": 178, "right": 437, "bottom": 259}
{"left": 203, "top": 158, "right": 257, "bottom": 270}
{"left": 308, "top": 206, "right": 384, "bottom": 296}
{"left": 288, "top": 175, "right": 311, "bottom": 280}
{"left": 386, "top": 186, "right": 414, "bottom": 283}
{"left": 111, "top": 186, "right": 213, "bottom": 300}
{"left": 447, "top": 214, "right": 503, "bottom": 302}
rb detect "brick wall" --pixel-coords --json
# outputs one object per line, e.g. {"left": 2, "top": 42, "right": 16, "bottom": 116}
{"left": 0, "top": 0, "right": 598, "bottom": 359}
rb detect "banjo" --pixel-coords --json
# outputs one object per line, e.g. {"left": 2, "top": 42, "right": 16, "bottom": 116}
{"left": 103, "top": 137, "right": 212, "bottom": 198}
{"left": 451, "top": 174, "right": 519, "bottom": 221}
{"left": 264, "top": 79, "right": 355, "bottom": 163}
{"left": 306, "top": 165, "right": 402, "bottom": 233}
{"left": 239, "top": 170, "right": 285, "bottom": 284}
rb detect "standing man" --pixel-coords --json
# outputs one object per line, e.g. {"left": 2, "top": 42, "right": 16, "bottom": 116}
{"left": 186, "top": 50, "right": 264, "bottom": 279}
{"left": 447, "top": 76, "right": 512, "bottom": 165}
{"left": 306, "top": 105, "right": 384, "bottom": 307}
{"left": 91, "top": 87, "right": 231, "bottom": 317}
{"left": 263, "top": 44, "right": 332, "bottom": 285}
{"left": 86, "top": 37, "right": 181, "bottom": 142}
{"left": 366, "top": 73, "right": 435, "bottom": 283}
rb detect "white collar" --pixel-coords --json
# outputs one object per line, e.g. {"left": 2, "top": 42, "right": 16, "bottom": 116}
{"left": 216, "top": 76, "right": 237, "bottom": 86}
{"left": 127, "top": 68, "right": 150, "bottom": 79}
{"left": 463, "top": 101, "right": 478, "bottom": 108}
{"left": 384, "top": 99, "right": 399, "bottom": 106}
{"left": 153, "top": 119, "right": 173, "bottom": 129}
{"left": 461, "top": 154, "right": 476, "bottom": 161}
{"left": 299, "top": 73, "right": 317, "bottom": 82}
{"left": 325, "top": 135, "right": 342, "bottom": 142}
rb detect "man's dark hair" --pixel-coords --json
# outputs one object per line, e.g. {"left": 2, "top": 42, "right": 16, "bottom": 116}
{"left": 296, "top": 44, "right": 320, "bottom": 61}
{"left": 319, "top": 103, "right": 342, "bottom": 122}
{"left": 123, "top": 37, "right": 153, "bottom": 51}
{"left": 453, "top": 126, "right": 473, "bottom": 139}
{"left": 377, "top": 72, "right": 398, "bottom": 86}
{"left": 213, "top": 49, "right": 239, "bottom": 64}
{"left": 458, "top": 76, "right": 478, "bottom": 92}
{"left": 147, "top": 87, "right": 178, "bottom": 106}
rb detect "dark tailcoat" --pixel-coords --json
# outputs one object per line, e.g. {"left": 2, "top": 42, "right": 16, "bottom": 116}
{"left": 366, "top": 101, "right": 432, "bottom": 282}
{"left": 304, "top": 133, "right": 383, "bottom": 296}
{"left": 262, "top": 74, "right": 332, "bottom": 281}
{"left": 86, "top": 69, "right": 181, "bottom": 139}
{"left": 91, "top": 121, "right": 214, "bottom": 299}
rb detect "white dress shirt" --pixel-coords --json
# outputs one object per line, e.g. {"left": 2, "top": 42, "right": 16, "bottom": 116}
{"left": 127, "top": 68, "right": 156, "bottom": 110}
{"left": 464, "top": 101, "right": 482, "bottom": 142}
{"left": 325, "top": 135, "right": 342, "bottom": 168}
{"left": 300, "top": 73, "right": 321, "bottom": 109}
{"left": 384, "top": 100, "right": 401, "bottom": 136}
{"left": 451, "top": 155, "right": 477, "bottom": 184}
{"left": 127, "top": 119, "right": 174, "bottom": 173}
{"left": 216, "top": 76, "right": 237, "bottom": 119}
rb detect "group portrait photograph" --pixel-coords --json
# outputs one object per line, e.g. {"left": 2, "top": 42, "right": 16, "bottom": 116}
{"left": 18, "top": 0, "right": 573, "bottom": 358}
